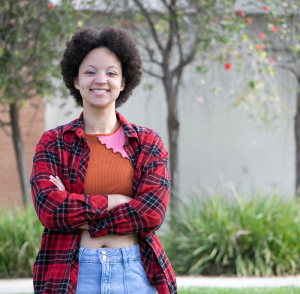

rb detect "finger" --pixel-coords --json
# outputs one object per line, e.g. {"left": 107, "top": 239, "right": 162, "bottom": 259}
{"left": 55, "top": 176, "right": 63, "bottom": 183}
{"left": 50, "top": 178, "right": 64, "bottom": 191}
{"left": 50, "top": 179, "right": 63, "bottom": 190}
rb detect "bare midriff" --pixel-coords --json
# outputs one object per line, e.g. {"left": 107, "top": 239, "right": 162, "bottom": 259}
{"left": 80, "top": 231, "right": 138, "bottom": 248}
{"left": 80, "top": 130, "right": 137, "bottom": 249}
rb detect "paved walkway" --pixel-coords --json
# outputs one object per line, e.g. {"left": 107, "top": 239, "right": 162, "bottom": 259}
{"left": 1, "top": 276, "right": 300, "bottom": 293}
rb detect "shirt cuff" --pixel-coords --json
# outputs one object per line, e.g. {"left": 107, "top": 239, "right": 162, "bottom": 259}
{"left": 89, "top": 227, "right": 108, "bottom": 238}
{"left": 89, "top": 194, "right": 108, "bottom": 218}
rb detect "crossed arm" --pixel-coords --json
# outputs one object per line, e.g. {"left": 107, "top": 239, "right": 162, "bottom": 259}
{"left": 31, "top": 133, "right": 169, "bottom": 238}
{"left": 49, "top": 175, "right": 131, "bottom": 230}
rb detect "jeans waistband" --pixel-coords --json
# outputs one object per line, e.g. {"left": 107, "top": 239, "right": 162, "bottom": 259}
{"left": 78, "top": 244, "right": 141, "bottom": 263}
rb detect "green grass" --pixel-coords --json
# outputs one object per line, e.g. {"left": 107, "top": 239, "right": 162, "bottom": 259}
{"left": 161, "top": 186, "right": 300, "bottom": 276}
{"left": 9, "top": 289, "right": 300, "bottom": 294}
{"left": 178, "top": 287, "right": 300, "bottom": 294}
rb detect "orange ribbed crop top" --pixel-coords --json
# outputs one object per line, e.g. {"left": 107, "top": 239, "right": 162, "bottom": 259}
{"left": 83, "top": 123, "right": 135, "bottom": 197}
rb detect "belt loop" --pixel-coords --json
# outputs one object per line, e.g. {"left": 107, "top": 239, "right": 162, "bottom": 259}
{"left": 121, "top": 247, "right": 127, "bottom": 270}
{"left": 78, "top": 247, "right": 85, "bottom": 262}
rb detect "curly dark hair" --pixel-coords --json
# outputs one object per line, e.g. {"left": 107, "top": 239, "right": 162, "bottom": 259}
{"left": 60, "top": 26, "right": 142, "bottom": 108}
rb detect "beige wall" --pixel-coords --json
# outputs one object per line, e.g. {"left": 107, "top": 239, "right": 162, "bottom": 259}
{"left": 46, "top": 61, "right": 296, "bottom": 198}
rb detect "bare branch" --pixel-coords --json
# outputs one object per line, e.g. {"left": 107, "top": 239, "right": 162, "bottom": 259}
{"left": 164, "top": 0, "right": 176, "bottom": 58}
{"left": 171, "top": 45, "right": 196, "bottom": 77}
{"left": 173, "top": 10, "right": 184, "bottom": 64}
{"left": 0, "top": 119, "right": 11, "bottom": 126}
{"left": 134, "top": 26, "right": 163, "bottom": 66}
{"left": 0, "top": 119, "right": 12, "bottom": 136}
{"left": 161, "top": 0, "right": 169, "bottom": 9}
{"left": 143, "top": 68, "right": 163, "bottom": 79}
{"left": 264, "top": 46, "right": 293, "bottom": 53}
{"left": 133, "top": 0, "right": 164, "bottom": 53}
{"left": 276, "top": 63, "right": 298, "bottom": 80}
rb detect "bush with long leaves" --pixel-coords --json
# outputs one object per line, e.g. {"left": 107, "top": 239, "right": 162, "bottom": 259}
{"left": 162, "top": 186, "right": 300, "bottom": 276}
{"left": 0, "top": 205, "right": 43, "bottom": 278}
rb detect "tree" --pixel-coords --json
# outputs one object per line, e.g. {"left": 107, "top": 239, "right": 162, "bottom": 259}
{"left": 0, "top": 0, "right": 77, "bottom": 205}
{"left": 210, "top": 1, "right": 300, "bottom": 192}
{"left": 96, "top": 0, "right": 250, "bottom": 211}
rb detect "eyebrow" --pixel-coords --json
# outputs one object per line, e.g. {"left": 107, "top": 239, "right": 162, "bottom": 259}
{"left": 83, "top": 65, "right": 119, "bottom": 69}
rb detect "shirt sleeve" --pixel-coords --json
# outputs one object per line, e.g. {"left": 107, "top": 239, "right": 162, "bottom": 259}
{"left": 30, "top": 134, "right": 109, "bottom": 231}
{"left": 88, "top": 135, "right": 170, "bottom": 238}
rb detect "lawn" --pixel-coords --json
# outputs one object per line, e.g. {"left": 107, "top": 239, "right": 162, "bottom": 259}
{"left": 10, "top": 288, "right": 300, "bottom": 294}
{"left": 178, "top": 287, "right": 300, "bottom": 294}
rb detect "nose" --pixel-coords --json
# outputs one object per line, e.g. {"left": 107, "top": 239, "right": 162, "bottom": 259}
{"left": 94, "top": 72, "right": 107, "bottom": 84}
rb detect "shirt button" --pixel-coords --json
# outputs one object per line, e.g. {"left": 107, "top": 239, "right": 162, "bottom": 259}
{"left": 102, "top": 251, "right": 106, "bottom": 254}
{"left": 96, "top": 208, "right": 101, "bottom": 214}
{"left": 103, "top": 255, "right": 106, "bottom": 260}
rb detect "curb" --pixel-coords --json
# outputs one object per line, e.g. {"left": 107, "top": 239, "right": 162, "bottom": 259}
{"left": 177, "top": 276, "right": 300, "bottom": 288}
{"left": 0, "top": 279, "right": 33, "bottom": 294}
{"left": 1, "top": 276, "right": 300, "bottom": 293}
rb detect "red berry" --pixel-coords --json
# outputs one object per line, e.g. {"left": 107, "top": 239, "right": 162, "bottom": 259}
{"left": 246, "top": 17, "right": 252, "bottom": 24}
{"left": 256, "top": 44, "right": 264, "bottom": 51}
{"left": 122, "top": 21, "right": 130, "bottom": 27}
{"left": 47, "top": 3, "right": 54, "bottom": 10}
{"left": 272, "top": 27, "right": 278, "bottom": 32}
{"left": 224, "top": 16, "right": 230, "bottom": 21}
{"left": 237, "top": 10, "right": 244, "bottom": 16}
{"left": 225, "top": 63, "right": 232, "bottom": 71}
{"left": 269, "top": 57, "right": 275, "bottom": 62}
{"left": 263, "top": 6, "right": 270, "bottom": 12}
{"left": 259, "top": 32, "right": 265, "bottom": 40}
{"left": 215, "top": 17, "right": 220, "bottom": 22}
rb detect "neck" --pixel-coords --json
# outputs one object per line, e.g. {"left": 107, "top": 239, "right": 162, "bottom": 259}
{"left": 83, "top": 105, "right": 118, "bottom": 134}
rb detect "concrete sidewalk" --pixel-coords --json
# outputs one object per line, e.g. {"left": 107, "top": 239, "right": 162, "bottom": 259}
{"left": 1, "top": 276, "right": 300, "bottom": 293}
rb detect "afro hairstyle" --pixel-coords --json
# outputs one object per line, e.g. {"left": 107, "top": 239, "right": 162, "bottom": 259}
{"left": 60, "top": 26, "right": 142, "bottom": 108}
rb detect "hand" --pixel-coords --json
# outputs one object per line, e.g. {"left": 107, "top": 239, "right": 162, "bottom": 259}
{"left": 49, "top": 175, "right": 65, "bottom": 191}
{"left": 108, "top": 194, "right": 132, "bottom": 211}
{"left": 49, "top": 175, "right": 130, "bottom": 212}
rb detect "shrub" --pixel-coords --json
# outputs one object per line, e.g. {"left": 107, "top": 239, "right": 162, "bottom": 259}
{"left": 161, "top": 185, "right": 300, "bottom": 276}
{"left": 0, "top": 205, "right": 43, "bottom": 278}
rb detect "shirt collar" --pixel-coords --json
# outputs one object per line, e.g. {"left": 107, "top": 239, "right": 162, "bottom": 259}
{"left": 62, "top": 111, "right": 139, "bottom": 142}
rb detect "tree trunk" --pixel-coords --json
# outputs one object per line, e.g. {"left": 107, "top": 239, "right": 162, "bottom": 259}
{"left": 9, "top": 102, "right": 30, "bottom": 206}
{"left": 164, "top": 80, "right": 180, "bottom": 213}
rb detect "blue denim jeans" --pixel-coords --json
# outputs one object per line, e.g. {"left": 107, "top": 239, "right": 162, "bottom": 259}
{"left": 75, "top": 244, "right": 157, "bottom": 294}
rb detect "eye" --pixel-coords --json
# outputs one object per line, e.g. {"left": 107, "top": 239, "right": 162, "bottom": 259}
{"left": 86, "top": 69, "right": 97, "bottom": 74}
{"left": 106, "top": 70, "right": 116, "bottom": 76}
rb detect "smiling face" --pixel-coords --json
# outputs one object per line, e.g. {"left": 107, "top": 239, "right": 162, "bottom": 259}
{"left": 74, "top": 47, "right": 125, "bottom": 112}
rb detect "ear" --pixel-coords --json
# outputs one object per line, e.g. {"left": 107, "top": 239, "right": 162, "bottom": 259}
{"left": 120, "top": 77, "right": 126, "bottom": 91}
{"left": 74, "top": 77, "right": 79, "bottom": 90}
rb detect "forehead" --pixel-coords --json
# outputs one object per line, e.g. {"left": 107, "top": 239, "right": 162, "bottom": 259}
{"left": 80, "top": 47, "right": 122, "bottom": 68}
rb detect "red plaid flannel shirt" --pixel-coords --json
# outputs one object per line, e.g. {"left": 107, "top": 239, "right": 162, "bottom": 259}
{"left": 30, "top": 111, "right": 177, "bottom": 294}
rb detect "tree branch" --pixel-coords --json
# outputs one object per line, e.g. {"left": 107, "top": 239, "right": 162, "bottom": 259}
{"left": 165, "top": 0, "right": 176, "bottom": 58}
{"left": 133, "top": 0, "right": 164, "bottom": 53}
{"left": 171, "top": 43, "right": 196, "bottom": 77}
{"left": 161, "top": 0, "right": 170, "bottom": 10}
{"left": 134, "top": 26, "right": 163, "bottom": 66}
{"left": 276, "top": 63, "right": 298, "bottom": 80}
{"left": 173, "top": 9, "right": 184, "bottom": 64}
{"left": 0, "top": 119, "right": 12, "bottom": 136}
{"left": 143, "top": 68, "right": 163, "bottom": 79}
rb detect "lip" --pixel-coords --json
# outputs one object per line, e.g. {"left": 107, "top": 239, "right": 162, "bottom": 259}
{"left": 90, "top": 89, "right": 110, "bottom": 95}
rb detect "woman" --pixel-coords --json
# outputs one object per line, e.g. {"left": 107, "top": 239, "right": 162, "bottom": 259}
{"left": 30, "top": 26, "right": 177, "bottom": 294}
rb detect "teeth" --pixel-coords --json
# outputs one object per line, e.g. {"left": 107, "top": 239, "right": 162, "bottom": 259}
{"left": 92, "top": 90, "right": 108, "bottom": 93}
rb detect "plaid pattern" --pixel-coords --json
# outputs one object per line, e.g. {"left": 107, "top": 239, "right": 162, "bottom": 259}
{"left": 30, "top": 111, "right": 177, "bottom": 294}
